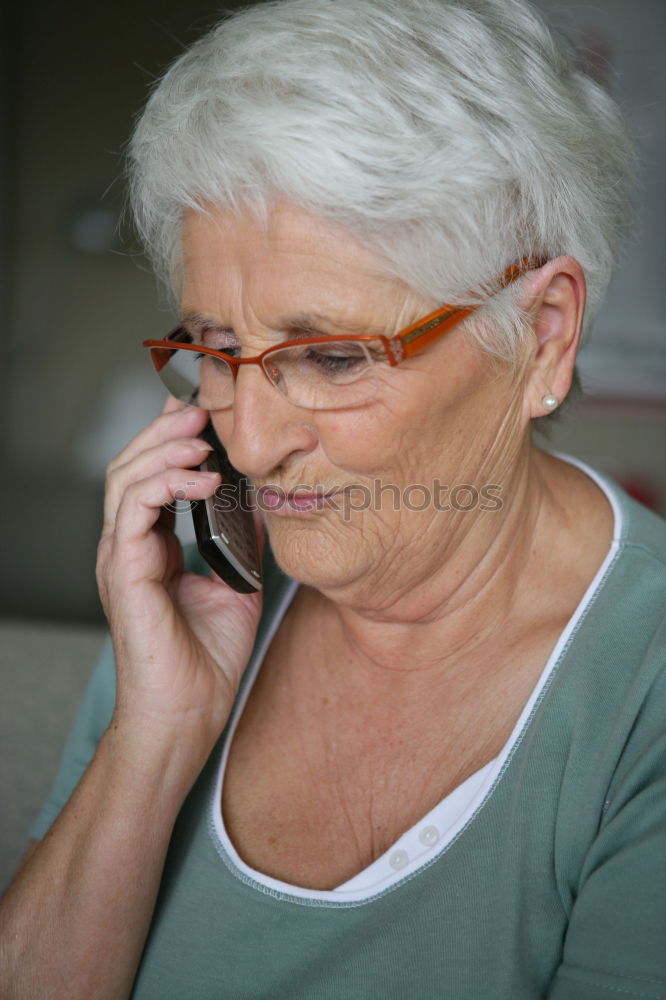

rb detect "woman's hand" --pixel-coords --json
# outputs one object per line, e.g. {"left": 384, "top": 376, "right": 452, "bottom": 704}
{"left": 96, "top": 400, "right": 263, "bottom": 759}
{"left": 0, "top": 401, "right": 263, "bottom": 1000}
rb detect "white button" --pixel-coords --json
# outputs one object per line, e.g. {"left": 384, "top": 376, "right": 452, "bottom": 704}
{"left": 419, "top": 825, "right": 439, "bottom": 847}
{"left": 389, "top": 849, "right": 409, "bottom": 870}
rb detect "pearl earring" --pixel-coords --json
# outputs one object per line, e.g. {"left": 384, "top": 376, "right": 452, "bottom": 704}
{"left": 542, "top": 394, "right": 558, "bottom": 410}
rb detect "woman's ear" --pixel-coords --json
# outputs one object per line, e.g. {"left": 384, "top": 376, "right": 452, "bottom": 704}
{"left": 519, "top": 256, "right": 586, "bottom": 419}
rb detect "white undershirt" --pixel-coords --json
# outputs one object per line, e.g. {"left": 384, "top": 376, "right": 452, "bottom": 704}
{"left": 210, "top": 454, "right": 623, "bottom": 903}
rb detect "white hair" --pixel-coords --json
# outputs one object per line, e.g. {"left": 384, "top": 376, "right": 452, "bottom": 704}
{"left": 128, "top": 0, "right": 635, "bottom": 366}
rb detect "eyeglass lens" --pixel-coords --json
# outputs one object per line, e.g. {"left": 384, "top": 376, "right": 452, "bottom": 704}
{"left": 151, "top": 340, "right": 381, "bottom": 410}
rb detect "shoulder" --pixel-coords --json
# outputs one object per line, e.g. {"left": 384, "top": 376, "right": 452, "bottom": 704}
{"left": 543, "top": 456, "right": 666, "bottom": 795}
{"left": 550, "top": 450, "right": 666, "bottom": 599}
{"left": 563, "top": 461, "right": 666, "bottom": 694}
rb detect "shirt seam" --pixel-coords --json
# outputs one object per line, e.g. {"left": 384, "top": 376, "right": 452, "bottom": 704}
{"left": 619, "top": 541, "right": 666, "bottom": 567}
{"left": 562, "top": 964, "right": 666, "bottom": 988}
{"left": 556, "top": 965, "right": 666, "bottom": 999}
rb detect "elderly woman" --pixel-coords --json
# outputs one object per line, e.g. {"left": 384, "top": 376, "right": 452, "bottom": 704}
{"left": 3, "top": 0, "right": 665, "bottom": 997}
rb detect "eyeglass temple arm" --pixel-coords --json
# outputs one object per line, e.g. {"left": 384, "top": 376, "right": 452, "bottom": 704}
{"left": 386, "top": 256, "right": 546, "bottom": 363}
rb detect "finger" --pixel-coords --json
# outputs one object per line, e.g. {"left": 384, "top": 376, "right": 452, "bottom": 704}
{"left": 113, "top": 468, "right": 221, "bottom": 550}
{"left": 155, "top": 499, "right": 176, "bottom": 535}
{"left": 107, "top": 406, "right": 209, "bottom": 478}
{"left": 102, "top": 436, "right": 214, "bottom": 538}
{"left": 162, "top": 393, "right": 185, "bottom": 416}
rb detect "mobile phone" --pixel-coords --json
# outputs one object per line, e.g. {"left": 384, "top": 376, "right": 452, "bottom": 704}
{"left": 191, "top": 421, "right": 262, "bottom": 592}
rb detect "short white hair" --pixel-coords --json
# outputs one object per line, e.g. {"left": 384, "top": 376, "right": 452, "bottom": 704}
{"left": 128, "top": 0, "right": 635, "bottom": 365}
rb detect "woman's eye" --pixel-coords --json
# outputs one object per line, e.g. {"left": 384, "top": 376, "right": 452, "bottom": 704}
{"left": 198, "top": 331, "right": 240, "bottom": 355}
{"left": 305, "top": 346, "right": 367, "bottom": 373}
{"left": 196, "top": 352, "right": 235, "bottom": 368}
{"left": 218, "top": 344, "right": 241, "bottom": 359}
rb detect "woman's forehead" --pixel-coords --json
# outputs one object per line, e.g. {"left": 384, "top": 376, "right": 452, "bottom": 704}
{"left": 182, "top": 200, "right": 392, "bottom": 277}
{"left": 180, "top": 201, "right": 422, "bottom": 324}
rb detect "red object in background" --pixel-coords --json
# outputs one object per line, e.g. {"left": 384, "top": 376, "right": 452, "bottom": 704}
{"left": 578, "top": 28, "right": 614, "bottom": 90}
{"left": 617, "top": 476, "right": 661, "bottom": 513}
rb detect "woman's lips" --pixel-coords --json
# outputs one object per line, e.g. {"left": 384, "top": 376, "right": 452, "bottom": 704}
{"left": 257, "top": 487, "right": 342, "bottom": 515}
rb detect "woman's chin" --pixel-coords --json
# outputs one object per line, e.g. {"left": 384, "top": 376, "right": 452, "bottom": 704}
{"left": 265, "top": 518, "right": 366, "bottom": 591}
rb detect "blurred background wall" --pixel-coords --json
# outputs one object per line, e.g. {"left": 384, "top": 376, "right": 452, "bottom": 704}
{"left": 1, "top": 0, "right": 665, "bottom": 625}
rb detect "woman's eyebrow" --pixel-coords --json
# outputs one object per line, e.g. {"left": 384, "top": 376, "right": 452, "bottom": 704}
{"left": 277, "top": 312, "right": 380, "bottom": 338}
{"left": 179, "top": 310, "right": 235, "bottom": 334}
{"left": 179, "top": 309, "right": 379, "bottom": 339}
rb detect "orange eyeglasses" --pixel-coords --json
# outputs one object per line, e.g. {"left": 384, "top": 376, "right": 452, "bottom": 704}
{"left": 143, "top": 256, "right": 545, "bottom": 411}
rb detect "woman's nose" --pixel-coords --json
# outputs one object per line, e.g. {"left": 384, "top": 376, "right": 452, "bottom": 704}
{"left": 213, "top": 364, "right": 318, "bottom": 480}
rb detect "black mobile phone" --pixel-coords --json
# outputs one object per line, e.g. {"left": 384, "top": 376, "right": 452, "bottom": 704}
{"left": 190, "top": 422, "right": 262, "bottom": 593}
